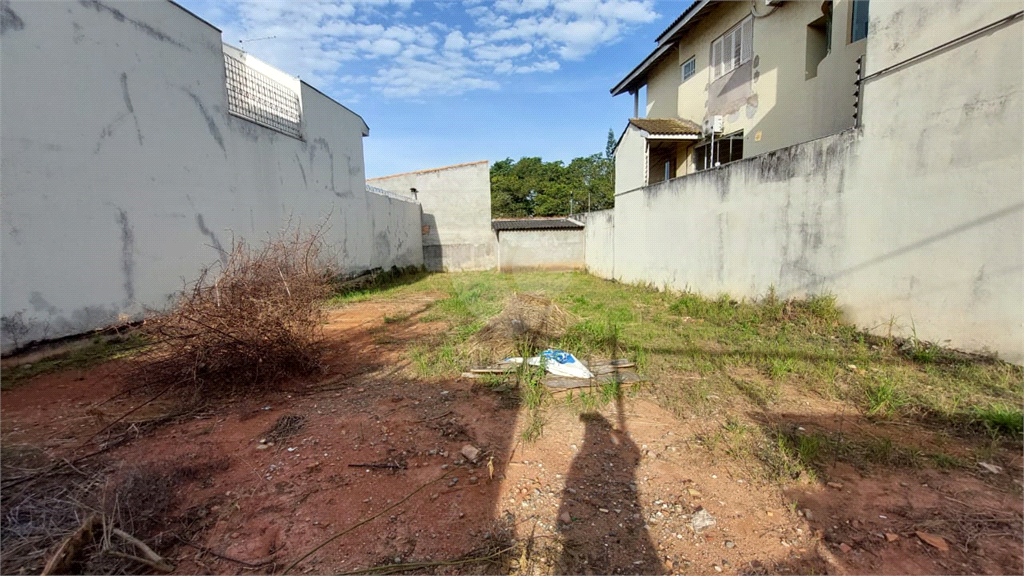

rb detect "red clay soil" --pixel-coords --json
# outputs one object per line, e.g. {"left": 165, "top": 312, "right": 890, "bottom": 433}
{"left": 2, "top": 294, "right": 1022, "bottom": 575}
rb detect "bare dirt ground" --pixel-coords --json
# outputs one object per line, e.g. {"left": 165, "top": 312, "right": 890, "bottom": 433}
{"left": 2, "top": 293, "right": 1021, "bottom": 575}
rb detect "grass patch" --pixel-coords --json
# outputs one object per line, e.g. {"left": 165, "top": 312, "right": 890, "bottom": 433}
{"left": 328, "top": 270, "right": 1021, "bottom": 451}
{"left": 1, "top": 332, "right": 150, "bottom": 390}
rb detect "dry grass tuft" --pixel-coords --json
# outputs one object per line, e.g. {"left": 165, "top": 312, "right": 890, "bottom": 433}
{"left": 132, "top": 222, "right": 335, "bottom": 394}
{"left": 469, "top": 292, "right": 575, "bottom": 359}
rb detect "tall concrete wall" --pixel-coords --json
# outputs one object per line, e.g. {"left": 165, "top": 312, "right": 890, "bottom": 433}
{"left": 497, "top": 229, "right": 585, "bottom": 272}
{"left": 603, "top": 1, "right": 1023, "bottom": 363}
{"left": 579, "top": 210, "right": 615, "bottom": 279}
{"left": 367, "top": 161, "right": 496, "bottom": 272}
{"left": 0, "top": 0, "right": 422, "bottom": 351}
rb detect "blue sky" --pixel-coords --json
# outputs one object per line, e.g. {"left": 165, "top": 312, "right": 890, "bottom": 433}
{"left": 177, "top": 0, "right": 687, "bottom": 178}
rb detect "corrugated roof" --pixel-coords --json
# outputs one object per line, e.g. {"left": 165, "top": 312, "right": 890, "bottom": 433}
{"left": 630, "top": 117, "right": 702, "bottom": 136}
{"left": 492, "top": 218, "right": 585, "bottom": 231}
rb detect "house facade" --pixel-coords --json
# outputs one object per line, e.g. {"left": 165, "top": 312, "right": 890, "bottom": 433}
{"left": 612, "top": 0, "right": 869, "bottom": 193}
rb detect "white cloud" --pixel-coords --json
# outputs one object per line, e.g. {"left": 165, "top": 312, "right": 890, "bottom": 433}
{"left": 182, "top": 0, "right": 658, "bottom": 100}
{"left": 443, "top": 30, "right": 468, "bottom": 52}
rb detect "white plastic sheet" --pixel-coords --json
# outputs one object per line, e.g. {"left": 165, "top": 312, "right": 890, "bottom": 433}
{"left": 502, "top": 349, "right": 594, "bottom": 379}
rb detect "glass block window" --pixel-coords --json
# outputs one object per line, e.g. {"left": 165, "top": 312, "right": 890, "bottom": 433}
{"left": 224, "top": 53, "right": 302, "bottom": 139}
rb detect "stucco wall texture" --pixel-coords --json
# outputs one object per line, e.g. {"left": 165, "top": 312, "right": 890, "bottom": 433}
{"left": 604, "top": 3, "right": 1023, "bottom": 363}
{"left": 497, "top": 229, "right": 585, "bottom": 272}
{"left": 367, "top": 161, "right": 496, "bottom": 272}
{"left": 579, "top": 210, "right": 615, "bottom": 279}
{"left": 0, "top": 1, "right": 423, "bottom": 351}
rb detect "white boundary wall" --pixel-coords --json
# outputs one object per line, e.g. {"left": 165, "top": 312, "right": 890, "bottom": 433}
{"left": 368, "top": 161, "right": 496, "bottom": 271}
{"left": 0, "top": 1, "right": 422, "bottom": 351}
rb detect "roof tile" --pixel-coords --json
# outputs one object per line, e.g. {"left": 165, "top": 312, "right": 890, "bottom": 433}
{"left": 629, "top": 117, "right": 702, "bottom": 136}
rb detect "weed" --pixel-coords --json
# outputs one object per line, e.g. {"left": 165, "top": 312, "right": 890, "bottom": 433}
{"left": 766, "top": 357, "right": 797, "bottom": 380}
{"left": 864, "top": 377, "right": 907, "bottom": 417}
{"left": 928, "top": 453, "right": 966, "bottom": 469}
{"left": 972, "top": 404, "right": 1024, "bottom": 438}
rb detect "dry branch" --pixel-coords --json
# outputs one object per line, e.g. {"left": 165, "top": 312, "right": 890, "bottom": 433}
{"left": 41, "top": 513, "right": 100, "bottom": 576}
{"left": 129, "top": 221, "right": 336, "bottom": 394}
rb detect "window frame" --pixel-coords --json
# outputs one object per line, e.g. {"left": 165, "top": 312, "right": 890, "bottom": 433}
{"left": 850, "top": 0, "right": 869, "bottom": 43}
{"left": 681, "top": 56, "right": 696, "bottom": 82}
{"left": 710, "top": 16, "right": 753, "bottom": 81}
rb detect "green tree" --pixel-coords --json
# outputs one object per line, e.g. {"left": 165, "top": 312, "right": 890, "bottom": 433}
{"left": 490, "top": 131, "right": 616, "bottom": 217}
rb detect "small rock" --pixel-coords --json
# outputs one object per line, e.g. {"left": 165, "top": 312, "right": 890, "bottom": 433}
{"left": 461, "top": 444, "right": 480, "bottom": 462}
{"left": 714, "top": 565, "right": 722, "bottom": 572}
{"left": 449, "top": 477, "right": 459, "bottom": 487}
{"left": 230, "top": 532, "right": 240, "bottom": 539}
{"left": 598, "top": 508, "right": 610, "bottom": 513}
{"left": 838, "top": 543, "right": 852, "bottom": 553}
{"left": 256, "top": 444, "right": 269, "bottom": 450}
{"left": 885, "top": 533, "right": 900, "bottom": 542}
{"left": 725, "top": 540, "right": 735, "bottom": 549}
{"left": 851, "top": 519, "right": 861, "bottom": 529}
{"left": 978, "top": 462, "right": 1003, "bottom": 474}
{"left": 687, "top": 488, "right": 702, "bottom": 498}
{"left": 801, "top": 508, "right": 814, "bottom": 521}
{"left": 916, "top": 531, "right": 948, "bottom": 552}
{"left": 559, "top": 512, "right": 572, "bottom": 524}
{"left": 468, "top": 476, "right": 479, "bottom": 485}
{"left": 826, "top": 482, "right": 843, "bottom": 489}
{"left": 690, "top": 508, "right": 716, "bottom": 533}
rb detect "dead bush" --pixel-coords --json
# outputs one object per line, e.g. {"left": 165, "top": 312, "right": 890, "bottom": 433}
{"left": 135, "top": 222, "right": 335, "bottom": 394}
{"left": 469, "top": 292, "right": 575, "bottom": 359}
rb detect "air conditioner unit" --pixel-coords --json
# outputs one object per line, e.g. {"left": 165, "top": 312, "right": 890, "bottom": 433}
{"left": 703, "top": 115, "right": 724, "bottom": 135}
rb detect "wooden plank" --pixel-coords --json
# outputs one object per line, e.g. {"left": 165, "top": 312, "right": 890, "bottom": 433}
{"left": 543, "top": 369, "right": 643, "bottom": 389}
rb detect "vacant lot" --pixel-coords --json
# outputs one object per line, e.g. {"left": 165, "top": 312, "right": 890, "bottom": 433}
{"left": 2, "top": 270, "right": 1021, "bottom": 575}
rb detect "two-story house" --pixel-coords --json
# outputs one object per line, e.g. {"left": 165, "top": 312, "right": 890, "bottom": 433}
{"left": 611, "top": 0, "right": 869, "bottom": 193}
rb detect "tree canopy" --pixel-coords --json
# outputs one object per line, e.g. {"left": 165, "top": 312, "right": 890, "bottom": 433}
{"left": 491, "top": 129, "right": 616, "bottom": 218}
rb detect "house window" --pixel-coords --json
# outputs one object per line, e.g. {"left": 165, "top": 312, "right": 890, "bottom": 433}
{"left": 711, "top": 17, "right": 753, "bottom": 80}
{"left": 681, "top": 56, "right": 696, "bottom": 82}
{"left": 851, "top": 0, "right": 869, "bottom": 42}
{"left": 693, "top": 131, "right": 744, "bottom": 171}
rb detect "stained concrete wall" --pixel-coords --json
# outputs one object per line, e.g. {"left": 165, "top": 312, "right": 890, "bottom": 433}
{"left": 367, "top": 161, "right": 496, "bottom": 272}
{"left": 496, "top": 229, "right": 585, "bottom": 272}
{"left": 605, "top": 2, "right": 1023, "bottom": 363}
{"left": 0, "top": 0, "right": 422, "bottom": 351}
{"left": 579, "top": 210, "right": 615, "bottom": 279}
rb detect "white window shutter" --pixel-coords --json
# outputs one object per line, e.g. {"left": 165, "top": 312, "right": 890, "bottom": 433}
{"left": 711, "top": 38, "right": 722, "bottom": 78}
{"left": 732, "top": 29, "right": 741, "bottom": 68}
{"left": 741, "top": 18, "right": 752, "bottom": 63}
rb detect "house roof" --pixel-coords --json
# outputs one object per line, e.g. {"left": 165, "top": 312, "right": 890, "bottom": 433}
{"left": 492, "top": 217, "right": 585, "bottom": 231}
{"left": 630, "top": 117, "right": 702, "bottom": 136}
{"left": 610, "top": 0, "right": 720, "bottom": 96}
